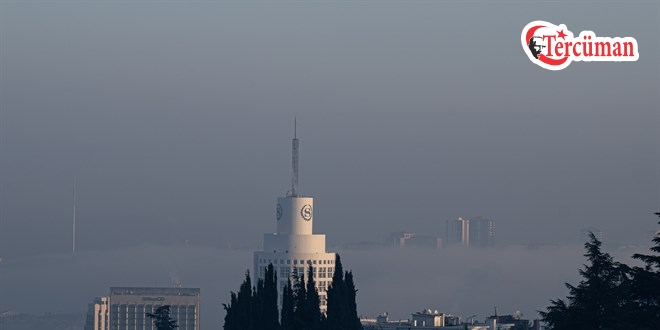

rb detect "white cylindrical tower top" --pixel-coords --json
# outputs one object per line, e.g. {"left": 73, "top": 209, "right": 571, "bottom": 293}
{"left": 276, "top": 197, "right": 313, "bottom": 235}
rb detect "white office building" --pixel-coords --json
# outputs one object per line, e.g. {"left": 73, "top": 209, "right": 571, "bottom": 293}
{"left": 84, "top": 287, "right": 200, "bottom": 330}
{"left": 253, "top": 125, "right": 336, "bottom": 311}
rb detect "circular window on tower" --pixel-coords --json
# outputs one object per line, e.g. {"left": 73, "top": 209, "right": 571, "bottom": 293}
{"left": 300, "top": 204, "right": 312, "bottom": 221}
{"left": 276, "top": 204, "right": 283, "bottom": 220}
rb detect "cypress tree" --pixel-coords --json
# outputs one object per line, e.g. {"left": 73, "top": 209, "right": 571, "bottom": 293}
{"left": 223, "top": 292, "right": 238, "bottom": 330}
{"left": 223, "top": 271, "right": 254, "bottom": 330}
{"left": 306, "top": 263, "right": 322, "bottom": 330}
{"left": 238, "top": 271, "right": 255, "bottom": 330}
{"left": 263, "top": 264, "right": 280, "bottom": 329}
{"left": 293, "top": 272, "right": 307, "bottom": 330}
{"left": 249, "top": 264, "right": 280, "bottom": 330}
{"left": 253, "top": 277, "right": 265, "bottom": 328}
{"left": 325, "top": 254, "right": 348, "bottom": 330}
{"left": 344, "top": 271, "right": 362, "bottom": 330}
{"left": 224, "top": 258, "right": 364, "bottom": 330}
{"left": 281, "top": 278, "right": 295, "bottom": 330}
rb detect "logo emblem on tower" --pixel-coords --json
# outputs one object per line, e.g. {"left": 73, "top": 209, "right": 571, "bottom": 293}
{"left": 276, "top": 204, "right": 283, "bottom": 221}
{"left": 301, "top": 204, "right": 313, "bottom": 221}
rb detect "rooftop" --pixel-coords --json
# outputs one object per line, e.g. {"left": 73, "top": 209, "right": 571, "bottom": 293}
{"left": 109, "top": 287, "right": 200, "bottom": 296}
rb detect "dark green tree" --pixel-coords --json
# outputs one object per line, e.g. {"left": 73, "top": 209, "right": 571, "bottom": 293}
{"left": 223, "top": 292, "right": 239, "bottom": 330}
{"left": 540, "top": 233, "right": 631, "bottom": 330}
{"left": 325, "top": 255, "right": 346, "bottom": 330}
{"left": 223, "top": 271, "right": 254, "bottom": 330}
{"left": 281, "top": 278, "right": 295, "bottom": 330}
{"left": 252, "top": 264, "right": 280, "bottom": 329}
{"left": 293, "top": 271, "right": 307, "bottom": 330}
{"left": 634, "top": 213, "right": 660, "bottom": 268}
{"left": 305, "top": 263, "right": 322, "bottom": 330}
{"left": 253, "top": 277, "right": 265, "bottom": 328}
{"left": 223, "top": 257, "right": 363, "bottom": 330}
{"left": 263, "top": 264, "right": 280, "bottom": 329}
{"left": 344, "top": 271, "right": 362, "bottom": 330}
{"left": 628, "top": 212, "right": 660, "bottom": 329}
{"left": 146, "top": 305, "right": 178, "bottom": 330}
{"left": 324, "top": 254, "right": 363, "bottom": 330}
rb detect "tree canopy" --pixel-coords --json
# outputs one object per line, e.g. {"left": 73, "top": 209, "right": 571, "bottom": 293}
{"left": 541, "top": 213, "right": 660, "bottom": 330}
{"left": 146, "top": 305, "right": 178, "bottom": 330}
{"left": 223, "top": 255, "right": 362, "bottom": 330}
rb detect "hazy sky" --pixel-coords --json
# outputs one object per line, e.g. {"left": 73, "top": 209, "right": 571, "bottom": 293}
{"left": 1, "top": 0, "right": 659, "bottom": 325}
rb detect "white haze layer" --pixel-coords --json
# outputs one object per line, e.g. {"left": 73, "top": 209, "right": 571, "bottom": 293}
{"left": 0, "top": 244, "right": 649, "bottom": 327}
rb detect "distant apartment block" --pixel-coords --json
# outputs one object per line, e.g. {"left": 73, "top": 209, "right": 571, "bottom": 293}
{"left": 362, "top": 309, "right": 539, "bottom": 330}
{"left": 411, "top": 309, "right": 461, "bottom": 327}
{"left": 84, "top": 287, "right": 200, "bottom": 330}
{"left": 445, "top": 217, "right": 495, "bottom": 248}
{"left": 445, "top": 217, "right": 470, "bottom": 247}
{"left": 469, "top": 217, "right": 494, "bottom": 248}
{"left": 387, "top": 231, "right": 442, "bottom": 249}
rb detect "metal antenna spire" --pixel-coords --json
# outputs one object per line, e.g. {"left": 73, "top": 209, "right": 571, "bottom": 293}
{"left": 291, "top": 118, "right": 299, "bottom": 197}
{"left": 72, "top": 177, "right": 76, "bottom": 254}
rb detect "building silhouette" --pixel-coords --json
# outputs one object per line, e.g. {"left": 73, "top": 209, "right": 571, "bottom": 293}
{"left": 469, "top": 217, "right": 495, "bottom": 248}
{"left": 444, "top": 217, "right": 494, "bottom": 248}
{"left": 445, "top": 217, "right": 470, "bottom": 247}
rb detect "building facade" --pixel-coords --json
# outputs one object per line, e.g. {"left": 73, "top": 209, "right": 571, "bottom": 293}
{"left": 469, "top": 217, "right": 494, "bottom": 248}
{"left": 387, "top": 231, "right": 442, "bottom": 249}
{"left": 84, "top": 287, "right": 200, "bottom": 330}
{"left": 445, "top": 217, "right": 494, "bottom": 248}
{"left": 85, "top": 297, "right": 109, "bottom": 330}
{"left": 445, "top": 217, "right": 470, "bottom": 247}
{"left": 253, "top": 127, "right": 336, "bottom": 311}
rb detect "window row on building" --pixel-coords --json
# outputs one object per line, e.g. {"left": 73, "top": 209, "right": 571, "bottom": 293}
{"left": 258, "top": 258, "right": 335, "bottom": 265}
{"left": 108, "top": 304, "right": 197, "bottom": 330}
{"left": 259, "top": 265, "right": 334, "bottom": 279}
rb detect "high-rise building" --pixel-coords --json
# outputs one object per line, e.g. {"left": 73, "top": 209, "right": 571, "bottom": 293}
{"left": 85, "top": 297, "right": 109, "bottom": 330}
{"left": 445, "top": 217, "right": 470, "bottom": 247}
{"left": 84, "top": 287, "right": 200, "bottom": 330}
{"left": 469, "top": 217, "right": 495, "bottom": 248}
{"left": 253, "top": 124, "right": 336, "bottom": 311}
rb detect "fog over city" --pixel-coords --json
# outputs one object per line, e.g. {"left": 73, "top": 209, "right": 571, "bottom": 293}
{"left": 1, "top": 0, "right": 658, "bottom": 328}
{"left": 1, "top": 244, "right": 651, "bottom": 327}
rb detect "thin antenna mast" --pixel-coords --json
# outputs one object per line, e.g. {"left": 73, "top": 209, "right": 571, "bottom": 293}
{"left": 72, "top": 177, "right": 76, "bottom": 254}
{"left": 290, "top": 118, "right": 299, "bottom": 197}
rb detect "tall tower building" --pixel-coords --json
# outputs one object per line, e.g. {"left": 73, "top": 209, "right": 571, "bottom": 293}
{"left": 445, "top": 217, "right": 470, "bottom": 247}
{"left": 253, "top": 123, "right": 336, "bottom": 310}
{"left": 84, "top": 297, "right": 109, "bottom": 330}
{"left": 469, "top": 217, "right": 495, "bottom": 248}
